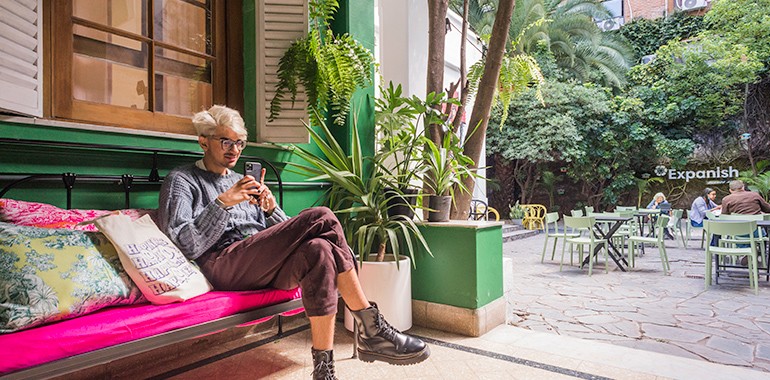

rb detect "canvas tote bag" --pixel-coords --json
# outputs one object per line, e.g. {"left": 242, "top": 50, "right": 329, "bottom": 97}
{"left": 95, "top": 213, "right": 212, "bottom": 304}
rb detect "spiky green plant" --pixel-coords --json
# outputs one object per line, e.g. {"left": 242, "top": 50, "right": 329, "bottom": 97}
{"left": 289, "top": 109, "right": 432, "bottom": 265}
{"left": 270, "top": 0, "right": 375, "bottom": 127}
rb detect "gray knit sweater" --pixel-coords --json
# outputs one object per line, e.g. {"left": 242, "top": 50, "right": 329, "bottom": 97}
{"left": 157, "top": 163, "right": 289, "bottom": 261}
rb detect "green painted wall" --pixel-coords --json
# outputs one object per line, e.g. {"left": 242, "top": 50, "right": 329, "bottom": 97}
{"left": 411, "top": 223, "right": 504, "bottom": 309}
{"left": 1, "top": 0, "right": 375, "bottom": 217}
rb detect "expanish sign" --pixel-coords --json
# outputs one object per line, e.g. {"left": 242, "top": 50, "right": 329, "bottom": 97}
{"left": 654, "top": 165, "right": 739, "bottom": 182}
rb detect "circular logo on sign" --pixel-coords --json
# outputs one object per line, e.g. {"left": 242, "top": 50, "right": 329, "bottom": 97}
{"left": 654, "top": 165, "right": 668, "bottom": 177}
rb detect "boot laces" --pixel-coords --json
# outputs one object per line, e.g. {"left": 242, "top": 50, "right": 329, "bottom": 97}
{"left": 374, "top": 311, "right": 400, "bottom": 341}
{"left": 312, "top": 360, "right": 337, "bottom": 380}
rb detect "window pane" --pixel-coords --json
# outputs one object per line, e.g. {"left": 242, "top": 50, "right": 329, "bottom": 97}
{"left": 72, "top": 25, "right": 149, "bottom": 109}
{"left": 154, "top": 47, "right": 212, "bottom": 117}
{"left": 73, "top": 0, "right": 147, "bottom": 37}
{"left": 153, "top": 0, "right": 211, "bottom": 55}
{"left": 601, "top": 0, "right": 623, "bottom": 18}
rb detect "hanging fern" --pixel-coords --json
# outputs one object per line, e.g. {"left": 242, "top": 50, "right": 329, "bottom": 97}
{"left": 269, "top": 0, "right": 375, "bottom": 127}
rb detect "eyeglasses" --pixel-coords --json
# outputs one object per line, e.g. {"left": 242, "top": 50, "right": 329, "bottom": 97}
{"left": 210, "top": 136, "right": 246, "bottom": 151}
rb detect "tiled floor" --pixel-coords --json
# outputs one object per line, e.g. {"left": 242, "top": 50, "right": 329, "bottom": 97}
{"left": 504, "top": 231, "right": 770, "bottom": 372}
{"left": 155, "top": 316, "right": 767, "bottom": 379}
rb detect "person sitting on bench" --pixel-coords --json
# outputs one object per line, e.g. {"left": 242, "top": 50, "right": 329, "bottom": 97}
{"left": 157, "top": 105, "right": 430, "bottom": 379}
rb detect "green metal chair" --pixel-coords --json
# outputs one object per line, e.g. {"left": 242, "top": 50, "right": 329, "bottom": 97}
{"left": 704, "top": 220, "right": 759, "bottom": 294}
{"left": 715, "top": 213, "right": 768, "bottom": 263}
{"left": 540, "top": 212, "right": 580, "bottom": 263}
{"left": 628, "top": 215, "right": 671, "bottom": 274}
{"left": 563, "top": 216, "right": 607, "bottom": 276}
{"left": 571, "top": 209, "right": 584, "bottom": 217}
{"left": 668, "top": 209, "right": 687, "bottom": 248}
{"left": 686, "top": 210, "right": 718, "bottom": 249}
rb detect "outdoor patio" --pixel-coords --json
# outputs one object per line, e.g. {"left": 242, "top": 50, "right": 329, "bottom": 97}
{"left": 504, "top": 230, "right": 770, "bottom": 373}
{"left": 91, "top": 229, "right": 770, "bottom": 379}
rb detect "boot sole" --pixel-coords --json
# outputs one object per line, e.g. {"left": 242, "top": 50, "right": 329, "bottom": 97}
{"left": 358, "top": 346, "right": 431, "bottom": 366}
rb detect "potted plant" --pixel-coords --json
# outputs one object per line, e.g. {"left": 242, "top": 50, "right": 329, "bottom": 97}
{"left": 375, "top": 82, "right": 426, "bottom": 219}
{"left": 289, "top": 109, "right": 433, "bottom": 330}
{"left": 509, "top": 201, "right": 526, "bottom": 225}
{"left": 376, "top": 83, "right": 467, "bottom": 220}
{"left": 422, "top": 129, "right": 478, "bottom": 222}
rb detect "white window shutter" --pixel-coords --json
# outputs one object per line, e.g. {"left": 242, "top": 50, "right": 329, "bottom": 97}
{"left": 0, "top": 0, "right": 43, "bottom": 117}
{"left": 255, "top": 0, "right": 309, "bottom": 143}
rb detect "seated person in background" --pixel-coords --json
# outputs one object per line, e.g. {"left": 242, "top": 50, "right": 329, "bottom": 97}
{"left": 157, "top": 105, "right": 429, "bottom": 379}
{"left": 689, "top": 187, "right": 721, "bottom": 227}
{"left": 647, "top": 192, "right": 670, "bottom": 212}
{"left": 721, "top": 180, "right": 770, "bottom": 215}
{"left": 719, "top": 180, "right": 770, "bottom": 255}
{"left": 646, "top": 192, "right": 675, "bottom": 239}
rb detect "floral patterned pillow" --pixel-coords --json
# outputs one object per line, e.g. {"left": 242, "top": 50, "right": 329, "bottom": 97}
{"left": 0, "top": 199, "right": 155, "bottom": 231}
{"left": 0, "top": 222, "right": 145, "bottom": 332}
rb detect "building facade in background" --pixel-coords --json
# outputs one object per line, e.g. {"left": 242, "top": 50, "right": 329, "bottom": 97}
{"left": 595, "top": 0, "right": 711, "bottom": 32}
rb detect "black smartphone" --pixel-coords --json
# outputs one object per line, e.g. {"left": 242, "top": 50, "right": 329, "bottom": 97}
{"left": 244, "top": 161, "right": 262, "bottom": 198}
{"left": 244, "top": 161, "right": 262, "bottom": 180}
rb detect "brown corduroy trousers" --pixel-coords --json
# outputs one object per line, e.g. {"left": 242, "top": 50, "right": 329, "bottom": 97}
{"left": 195, "top": 207, "right": 354, "bottom": 316}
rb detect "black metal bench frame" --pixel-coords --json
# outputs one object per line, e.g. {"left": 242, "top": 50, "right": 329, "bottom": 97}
{"left": 0, "top": 138, "right": 304, "bottom": 379}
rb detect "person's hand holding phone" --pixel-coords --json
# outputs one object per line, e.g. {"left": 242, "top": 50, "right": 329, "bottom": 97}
{"left": 243, "top": 162, "right": 276, "bottom": 215}
{"left": 255, "top": 167, "right": 277, "bottom": 215}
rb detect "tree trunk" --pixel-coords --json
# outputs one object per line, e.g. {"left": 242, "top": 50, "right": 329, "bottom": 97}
{"left": 451, "top": 0, "right": 470, "bottom": 134}
{"left": 427, "top": 0, "right": 449, "bottom": 144}
{"left": 450, "top": 0, "right": 517, "bottom": 220}
{"left": 376, "top": 242, "right": 386, "bottom": 262}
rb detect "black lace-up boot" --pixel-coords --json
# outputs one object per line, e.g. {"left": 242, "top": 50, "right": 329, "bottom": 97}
{"left": 311, "top": 348, "right": 337, "bottom": 380}
{"left": 350, "top": 303, "right": 430, "bottom": 365}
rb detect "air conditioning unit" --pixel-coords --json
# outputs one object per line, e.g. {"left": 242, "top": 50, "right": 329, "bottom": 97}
{"left": 595, "top": 16, "right": 624, "bottom": 32}
{"left": 641, "top": 54, "right": 656, "bottom": 64}
{"left": 675, "top": 0, "right": 709, "bottom": 12}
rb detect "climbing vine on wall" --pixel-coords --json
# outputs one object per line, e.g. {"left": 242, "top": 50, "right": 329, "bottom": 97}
{"left": 618, "top": 12, "right": 705, "bottom": 59}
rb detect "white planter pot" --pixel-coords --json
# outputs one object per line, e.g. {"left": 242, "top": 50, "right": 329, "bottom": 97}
{"left": 344, "top": 255, "right": 412, "bottom": 332}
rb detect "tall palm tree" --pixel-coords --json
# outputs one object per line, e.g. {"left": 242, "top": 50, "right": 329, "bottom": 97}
{"left": 543, "top": 0, "right": 635, "bottom": 88}
{"left": 452, "top": 0, "right": 635, "bottom": 88}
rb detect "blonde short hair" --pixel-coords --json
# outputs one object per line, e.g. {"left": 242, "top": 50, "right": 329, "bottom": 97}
{"left": 192, "top": 105, "right": 247, "bottom": 139}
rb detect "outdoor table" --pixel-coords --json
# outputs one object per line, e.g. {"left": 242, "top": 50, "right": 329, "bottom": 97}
{"left": 634, "top": 209, "right": 661, "bottom": 237}
{"left": 709, "top": 219, "right": 770, "bottom": 283}
{"left": 581, "top": 215, "right": 632, "bottom": 272}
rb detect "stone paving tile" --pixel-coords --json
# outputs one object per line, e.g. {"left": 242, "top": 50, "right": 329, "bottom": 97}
{"left": 504, "top": 232, "right": 770, "bottom": 372}
{"left": 757, "top": 344, "right": 770, "bottom": 361}
{"left": 706, "top": 335, "right": 755, "bottom": 361}
{"left": 640, "top": 323, "right": 710, "bottom": 344}
{"left": 672, "top": 341, "right": 752, "bottom": 366}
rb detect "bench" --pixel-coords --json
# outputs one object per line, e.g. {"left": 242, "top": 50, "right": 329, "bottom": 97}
{"left": 0, "top": 140, "right": 306, "bottom": 378}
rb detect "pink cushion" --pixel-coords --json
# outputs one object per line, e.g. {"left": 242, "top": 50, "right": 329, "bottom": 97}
{"left": 0, "top": 289, "right": 303, "bottom": 375}
{"left": 0, "top": 198, "right": 155, "bottom": 231}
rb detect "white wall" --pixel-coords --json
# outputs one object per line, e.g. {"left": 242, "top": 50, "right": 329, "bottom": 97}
{"left": 376, "top": 2, "right": 488, "bottom": 203}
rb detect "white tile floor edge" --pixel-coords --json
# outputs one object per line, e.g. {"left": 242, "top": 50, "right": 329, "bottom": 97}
{"left": 479, "top": 324, "right": 767, "bottom": 380}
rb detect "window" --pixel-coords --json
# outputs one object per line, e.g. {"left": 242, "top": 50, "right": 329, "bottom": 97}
{"left": 48, "top": 0, "right": 242, "bottom": 135}
{"left": 601, "top": 0, "right": 623, "bottom": 18}
{"left": 0, "top": 0, "right": 43, "bottom": 117}
{"left": 254, "top": 0, "right": 308, "bottom": 143}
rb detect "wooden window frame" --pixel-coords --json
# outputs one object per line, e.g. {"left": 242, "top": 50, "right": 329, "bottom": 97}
{"left": 45, "top": 0, "right": 242, "bottom": 136}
